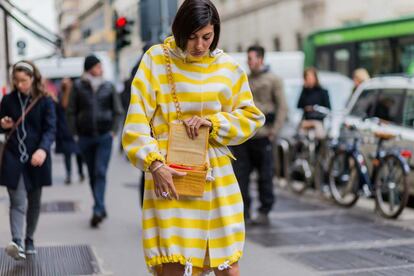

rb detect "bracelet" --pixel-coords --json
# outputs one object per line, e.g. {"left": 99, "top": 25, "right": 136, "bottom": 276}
{"left": 150, "top": 163, "right": 164, "bottom": 173}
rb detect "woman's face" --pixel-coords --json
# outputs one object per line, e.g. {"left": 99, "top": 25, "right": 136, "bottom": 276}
{"left": 304, "top": 71, "right": 317, "bottom": 88}
{"left": 186, "top": 24, "right": 214, "bottom": 58}
{"left": 13, "top": 71, "right": 33, "bottom": 94}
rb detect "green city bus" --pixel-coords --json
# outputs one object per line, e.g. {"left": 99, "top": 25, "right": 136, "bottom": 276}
{"left": 304, "top": 16, "right": 414, "bottom": 77}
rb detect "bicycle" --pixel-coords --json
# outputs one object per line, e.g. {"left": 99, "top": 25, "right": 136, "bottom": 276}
{"left": 286, "top": 105, "right": 331, "bottom": 195}
{"left": 328, "top": 120, "right": 411, "bottom": 219}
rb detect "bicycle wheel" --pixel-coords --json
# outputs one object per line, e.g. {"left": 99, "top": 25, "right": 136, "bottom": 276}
{"left": 314, "top": 158, "right": 332, "bottom": 199}
{"left": 287, "top": 139, "right": 311, "bottom": 194}
{"left": 374, "top": 155, "right": 409, "bottom": 219}
{"left": 314, "top": 142, "right": 333, "bottom": 199}
{"left": 287, "top": 158, "right": 312, "bottom": 194}
{"left": 328, "top": 151, "right": 359, "bottom": 207}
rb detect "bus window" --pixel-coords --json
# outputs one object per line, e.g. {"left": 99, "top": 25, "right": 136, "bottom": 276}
{"left": 357, "top": 40, "right": 393, "bottom": 76}
{"left": 397, "top": 37, "right": 414, "bottom": 74}
{"left": 334, "top": 49, "right": 350, "bottom": 76}
{"left": 403, "top": 90, "right": 414, "bottom": 128}
{"left": 316, "top": 50, "right": 330, "bottom": 71}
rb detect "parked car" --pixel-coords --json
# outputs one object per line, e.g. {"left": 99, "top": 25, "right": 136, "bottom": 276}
{"left": 342, "top": 76, "right": 414, "bottom": 194}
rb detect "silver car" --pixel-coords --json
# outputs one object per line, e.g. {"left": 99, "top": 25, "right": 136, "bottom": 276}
{"left": 343, "top": 76, "right": 414, "bottom": 194}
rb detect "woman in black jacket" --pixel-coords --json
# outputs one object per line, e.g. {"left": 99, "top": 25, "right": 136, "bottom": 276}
{"left": 0, "top": 61, "right": 56, "bottom": 260}
{"left": 297, "top": 67, "right": 331, "bottom": 139}
{"left": 54, "top": 78, "right": 84, "bottom": 184}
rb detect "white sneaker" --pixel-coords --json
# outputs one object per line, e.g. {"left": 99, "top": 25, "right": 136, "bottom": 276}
{"left": 5, "top": 241, "right": 26, "bottom": 260}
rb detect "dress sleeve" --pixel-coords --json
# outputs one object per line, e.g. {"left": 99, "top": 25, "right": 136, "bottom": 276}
{"left": 206, "top": 67, "right": 265, "bottom": 146}
{"left": 122, "top": 50, "right": 165, "bottom": 171}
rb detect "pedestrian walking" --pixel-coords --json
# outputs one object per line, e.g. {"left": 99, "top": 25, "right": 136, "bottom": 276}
{"left": 0, "top": 60, "right": 56, "bottom": 260}
{"left": 297, "top": 67, "right": 331, "bottom": 140}
{"left": 67, "top": 55, "right": 123, "bottom": 228}
{"left": 122, "top": 0, "right": 264, "bottom": 274}
{"left": 55, "top": 78, "right": 85, "bottom": 185}
{"left": 232, "top": 45, "right": 288, "bottom": 226}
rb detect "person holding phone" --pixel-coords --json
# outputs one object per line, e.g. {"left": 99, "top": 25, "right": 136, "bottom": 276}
{"left": 0, "top": 60, "right": 56, "bottom": 260}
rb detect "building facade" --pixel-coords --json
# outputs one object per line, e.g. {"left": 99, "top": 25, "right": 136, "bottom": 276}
{"left": 56, "top": 0, "right": 115, "bottom": 58}
{"left": 214, "top": 0, "right": 414, "bottom": 52}
{"left": 55, "top": 0, "right": 81, "bottom": 57}
{"left": 56, "top": 0, "right": 180, "bottom": 81}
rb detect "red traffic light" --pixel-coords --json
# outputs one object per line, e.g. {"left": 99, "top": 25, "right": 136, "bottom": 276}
{"left": 116, "top": 17, "right": 127, "bottom": 28}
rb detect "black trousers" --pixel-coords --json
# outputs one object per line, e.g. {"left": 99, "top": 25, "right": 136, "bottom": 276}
{"left": 232, "top": 137, "right": 275, "bottom": 218}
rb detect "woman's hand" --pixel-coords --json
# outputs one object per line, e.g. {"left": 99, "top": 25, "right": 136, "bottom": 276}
{"left": 31, "top": 149, "right": 47, "bottom": 167}
{"left": 150, "top": 161, "right": 186, "bottom": 200}
{"left": 1, "top": 116, "right": 14, "bottom": 129}
{"left": 304, "top": 105, "right": 314, "bottom": 112}
{"left": 183, "top": 116, "right": 212, "bottom": 139}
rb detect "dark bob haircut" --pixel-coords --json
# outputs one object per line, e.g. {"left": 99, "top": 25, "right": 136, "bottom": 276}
{"left": 172, "top": 0, "right": 221, "bottom": 51}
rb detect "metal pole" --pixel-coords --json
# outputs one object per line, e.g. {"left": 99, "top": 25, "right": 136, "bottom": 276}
{"left": 113, "top": 10, "right": 120, "bottom": 83}
{"left": 160, "top": 0, "right": 168, "bottom": 41}
{"left": 3, "top": 7, "right": 10, "bottom": 86}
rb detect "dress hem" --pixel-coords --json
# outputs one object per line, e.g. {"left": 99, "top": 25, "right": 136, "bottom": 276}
{"left": 146, "top": 250, "right": 243, "bottom": 275}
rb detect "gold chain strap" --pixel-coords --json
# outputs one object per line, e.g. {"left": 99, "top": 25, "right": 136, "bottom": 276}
{"left": 162, "top": 44, "right": 183, "bottom": 122}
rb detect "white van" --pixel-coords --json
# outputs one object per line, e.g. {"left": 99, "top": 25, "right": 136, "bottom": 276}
{"left": 227, "top": 51, "right": 304, "bottom": 79}
{"left": 34, "top": 52, "right": 115, "bottom": 83}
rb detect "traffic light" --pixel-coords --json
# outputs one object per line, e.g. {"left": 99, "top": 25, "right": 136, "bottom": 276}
{"left": 115, "top": 16, "right": 132, "bottom": 51}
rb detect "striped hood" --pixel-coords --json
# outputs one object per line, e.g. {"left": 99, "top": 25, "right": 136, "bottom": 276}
{"left": 163, "top": 36, "right": 224, "bottom": 64}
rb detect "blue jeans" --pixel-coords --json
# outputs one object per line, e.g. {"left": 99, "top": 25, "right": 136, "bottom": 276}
{"left": 78, "top": 133, "right": 113, "bottom": 216}
{"left": 64, "top": 153, "right": 84, "bottom": 179}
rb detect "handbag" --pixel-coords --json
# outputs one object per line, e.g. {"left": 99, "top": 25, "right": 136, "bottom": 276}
{"left": 160, "top": 44, "right": 209, "bottom": 197}
{"left": 0, "top": 96, "right": 41, "bottom": 172}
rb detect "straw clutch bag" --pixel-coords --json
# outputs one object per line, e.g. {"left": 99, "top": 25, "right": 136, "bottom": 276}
{"left": 161, "top": 44, "right": 209, "bottom": 197}
{"left": 166, "top": 123, "right": 209, "bottom": 197}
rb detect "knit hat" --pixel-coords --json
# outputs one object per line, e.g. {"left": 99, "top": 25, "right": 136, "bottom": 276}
{"left": 84, "top": 55, "right": 101, "bottom": 72}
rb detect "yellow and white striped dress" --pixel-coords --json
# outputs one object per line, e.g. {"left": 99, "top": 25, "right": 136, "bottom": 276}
{"left": 122, "top": 37, "right": 264, "bottom": 274}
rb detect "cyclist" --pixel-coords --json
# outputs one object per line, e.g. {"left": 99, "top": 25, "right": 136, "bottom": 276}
{"left": 297, "top": 67, "right": 331, "bottom": 140}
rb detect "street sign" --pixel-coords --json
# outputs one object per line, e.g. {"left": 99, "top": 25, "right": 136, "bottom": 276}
{"left": 16, "top": 39, "right": 26, "bottom": 56}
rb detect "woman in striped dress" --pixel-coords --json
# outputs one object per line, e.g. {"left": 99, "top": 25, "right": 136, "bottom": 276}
{"left": 122, "top": 0, "right": 264, "bottom": 275}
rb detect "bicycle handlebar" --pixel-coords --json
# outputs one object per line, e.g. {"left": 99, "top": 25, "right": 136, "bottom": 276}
{"left": 312, "top": 105, "right": 331, "bottom": 115}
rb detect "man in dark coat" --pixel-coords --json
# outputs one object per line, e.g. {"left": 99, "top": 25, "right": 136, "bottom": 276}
{"left": 67, "top": 55, "right": 123, "bottom": 228}
{"left": 232, "top": 46, "right": 288, "bottom": 225}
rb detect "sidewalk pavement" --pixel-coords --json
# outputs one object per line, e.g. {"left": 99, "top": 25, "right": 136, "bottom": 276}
{"left": 0, "top": 139, "right": 317, "bottom": 275}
